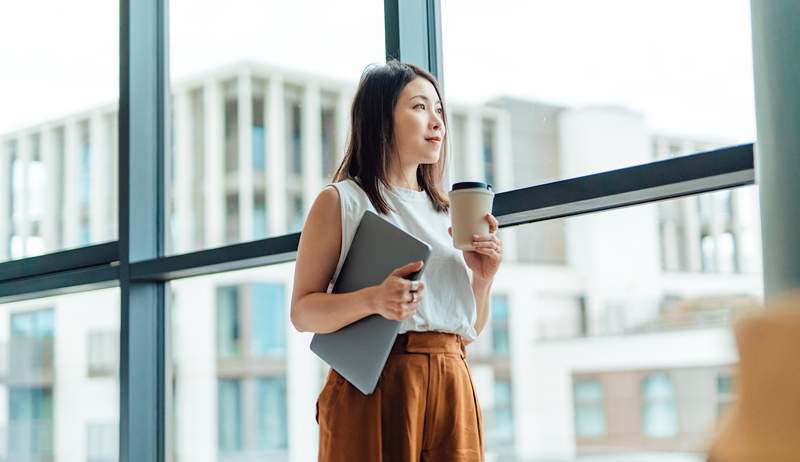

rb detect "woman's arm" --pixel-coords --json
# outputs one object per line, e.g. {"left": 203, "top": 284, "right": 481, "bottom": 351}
{"left": 472, "top": 276, "right": 493, "bottom": 336}
{"left": 290, "top": 187, "right": 377, "bottom": 334}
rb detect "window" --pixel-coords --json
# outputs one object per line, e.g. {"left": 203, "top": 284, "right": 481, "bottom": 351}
{"left": 321, "top": 106, "right": 338, "bottom": 180}
{"left": 2, "top": 290, "right": 120, "bottom": 461}
{"left": 642, "top": 373, "right": 678, "bottom": 438}
{"left": 225, "top": 193, "right": 240, "bottom": 244}
{"left": 491, "top": 294, "right": 510, "bottom": 355}
{"left": 251, "top": 283, "right": 286, "bottom": 357}
{"left": 574, "top": 380, "right": 606, "bottom": 438}
{"left": 253, "top": 97, "right": 266, "bottom": 171}
{"left": 224, "top": 97, "right": 239, "bottom": 174}
{"left": 217, "top": 379, "right": 243, "bottom": 452}
{"left": 290, "top": 195, "right": 304, "bottom": 232}
{"left": 482, "top": 120, "right": 496, "bottom": 186}
{"left": 0, "top": 0, "right": 119, "bottom": 262}
{"left": 11, "top": 308, "right": 55, "bottom": 374}
{"left": 717, "top": 373, "right": 736, "bottom": 421}
{"left": 290, "top": 102, "right": 302, "bottom": 175}
{"left": 491, "top": 379, "right": 514, "bottom": 445}
{"left": 253, "top": 192, "right": 267, "bottom": 239}
{"left": 216, "top": 286, "right": 241, "bottom": 358}
{"left": 9, "top": 387, "right": 54, "bottom": 458}
{"left": 88, "top": 330, "right": 119, "bottom": 377}
{"left": 87, "top": 422, "right": 118, "bottom": 462}
{"left": 256, "top": 377, "right": 289, "bottom": 450}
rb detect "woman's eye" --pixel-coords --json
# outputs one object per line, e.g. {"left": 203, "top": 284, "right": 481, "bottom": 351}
{"left": 415, "top": 103, "right": 425, "bottom": 110}
{"left": 436, "top": 107, "right": 443, "bottom": 114}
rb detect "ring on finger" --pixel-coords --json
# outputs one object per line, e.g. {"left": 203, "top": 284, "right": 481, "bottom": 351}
{"left": 410, "top": 280, "right": 419, "bottom": 291}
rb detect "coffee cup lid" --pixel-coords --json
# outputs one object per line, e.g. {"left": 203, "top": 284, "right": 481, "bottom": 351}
{"left": 451, "top": 181, "right": 492, "bottom": 191}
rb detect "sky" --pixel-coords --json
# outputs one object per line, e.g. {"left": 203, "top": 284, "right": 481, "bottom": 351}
{"left": 0, "top": 0, "right": 755, "bottom": 142}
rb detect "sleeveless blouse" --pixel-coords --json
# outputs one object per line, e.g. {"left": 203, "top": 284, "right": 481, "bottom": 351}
{"left": 326, "top": 178, "right": 478, "bottom": 341}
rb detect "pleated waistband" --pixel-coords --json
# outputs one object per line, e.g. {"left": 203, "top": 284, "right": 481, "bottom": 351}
{"left": 391, "top": 331, "right": 465, "bottom": 357}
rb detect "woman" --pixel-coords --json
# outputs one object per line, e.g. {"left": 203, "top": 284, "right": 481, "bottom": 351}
{"left": 290, "top": 60, "right": 502, "bottom": 461}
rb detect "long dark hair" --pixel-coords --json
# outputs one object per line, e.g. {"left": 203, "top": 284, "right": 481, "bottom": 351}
{"left": 331, "top": 60, "right": 450, "bottom": 215}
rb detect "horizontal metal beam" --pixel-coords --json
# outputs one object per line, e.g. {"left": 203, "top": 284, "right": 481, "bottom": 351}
{"left": 130, "top": 233, "right": 300, "bottom": 281}
{"left": 0, "top": 264, "right": 119, "bottom": 304}
{"left": 0, "top": 242, "right": 118, "bottom": 283}
{"left": 0, "top": 144, "right": 754, "bottom": 296}
{"left": 493, "top": 144, "right": 754, "bottom": 227}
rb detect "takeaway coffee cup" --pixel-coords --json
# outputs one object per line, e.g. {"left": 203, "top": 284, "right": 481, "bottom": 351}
{"left": 448, "top": 181, "right": 495, "bottom": 251}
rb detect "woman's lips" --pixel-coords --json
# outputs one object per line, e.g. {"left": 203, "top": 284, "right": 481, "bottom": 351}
{"left": 426, "top": 137, "right": 442, "bottom": 144}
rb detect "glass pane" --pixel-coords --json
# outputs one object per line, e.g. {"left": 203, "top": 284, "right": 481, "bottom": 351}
{"left": 217, "top": 379, "right": 242, "bottom": 452}
{"left": 252, "top": 283, "right": 287, "bottom": 357}
{"left": 256, "top": 377, "right": 288, "bottom": 450}
{"left": 642, "top": 373, "right": 678, "bottom": 438}
{"left": 491, "top": 295, "right": 510, "bottom": 356}
{"left": 1, "top": 287, "right": 120, "bottom": 462}
{"left": 166, "top": 0, "right": 385, "bottom": 254}
{"left": 0, "top": 1, "right": 119, "bottom": 262}
{"left": 169, "top": 264, "right": 326, "bottom": 461}
{"left": 575, "top": 380, "right": 603, "bottom": 403}
{"left": 474, "top": 187, "right": 761, "bottom": 459}
{"left": 575, "top": 405, "right": 607, "bottom": 438}
{"left": 441, "top": 0, "right": 754, "bottom": 188}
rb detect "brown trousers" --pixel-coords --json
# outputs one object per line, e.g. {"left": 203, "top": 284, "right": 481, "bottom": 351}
{"left": 316, "top": 331, "right": 484, "bottom": 461}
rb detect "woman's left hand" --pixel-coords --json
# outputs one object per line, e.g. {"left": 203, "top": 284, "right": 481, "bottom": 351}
{"left": 449, "top": 213, "right": 502, "bottom": 283}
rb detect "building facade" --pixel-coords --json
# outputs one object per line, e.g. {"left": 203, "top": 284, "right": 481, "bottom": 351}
{"left": 0, "top": 62, "right": 762, "bottom": 462}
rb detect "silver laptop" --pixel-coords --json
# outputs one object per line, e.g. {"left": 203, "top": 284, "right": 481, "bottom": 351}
{"left": 309, "top": 210, "right": 433, "bottom": 395}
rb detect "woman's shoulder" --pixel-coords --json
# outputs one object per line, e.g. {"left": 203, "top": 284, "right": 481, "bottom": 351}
{"left": 328, "top": 178, "right": 368, "bottom": 202}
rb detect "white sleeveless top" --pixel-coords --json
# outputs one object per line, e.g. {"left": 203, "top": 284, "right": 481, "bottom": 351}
{"left": 326, "top": 178, "right": 478, "bottom": 341}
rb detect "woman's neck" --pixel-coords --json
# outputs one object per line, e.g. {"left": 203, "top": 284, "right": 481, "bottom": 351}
{"left": 387, "top": 162, "right": 421, "bottom": 192}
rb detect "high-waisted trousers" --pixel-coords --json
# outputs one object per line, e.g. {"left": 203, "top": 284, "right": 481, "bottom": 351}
{"left": 316, "top": 331, "right": 485, "bottom": 461}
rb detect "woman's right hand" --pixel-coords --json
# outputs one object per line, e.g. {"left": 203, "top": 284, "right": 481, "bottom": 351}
{"left": 369, "top": 260, "right": 426, "bottom": 321}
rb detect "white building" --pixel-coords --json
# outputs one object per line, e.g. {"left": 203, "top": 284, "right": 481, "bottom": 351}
{"left": 0, "top": 62, "right": 762, "bottom": 462}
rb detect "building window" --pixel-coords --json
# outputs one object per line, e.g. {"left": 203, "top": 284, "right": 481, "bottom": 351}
{"left": 490, "top": 378, "right": 514, "bottom": 445}
{"left": 290, "top": 103, "right": 302, "bottom": 175}
{"left": 80, "top": 123, "right": 91, "bottom": 207}
{"left": 253, "top": 192, "right": 267, "bottom": 239}
{"left": 216, "top": 286, "right": 241, "bottom": 358}
{"left": 217, "top": 379, "right": 243, "bottom": 452}
{"left": 251, "top": 283, "right": 286, "bottom": 357}
{"left": 717, "top": 373, "right": 736, "bottom": 422}
{"left": 482, "top": 120, "right": 496, "bottom": 186}
{"left": 289, "top": 195, "right": 304, "bottom": 232}
{"left": 642, "top": 373, "right": 678, "bottom": 438}
{"left": 491, "top": 294, "right": 510, "bottom": 356}
{"left": 8, "top": 387, "right": 54, "bottom": 459}
{"left": 256, "top": 377, "right": 289, "bottom": 450}
{"left": 321, "top": 107, "right": 337, "bottom": 180}
{"left": 225, "top": 193, "right": 240, "bottom": 244}
{"left": 87, "top": 330, "right": 119, "bottom": 377}
{"left": 574, "top": 379, "right": 606, "bottom": 438}
{"left": 11, "top": 308, "right": 55, "bottom": 373}
{"left": 253, "top": 97, "right": 266, "bottom": 171}
{"left": 86, "top": 422, "right": 118, "bottom": 462}
{"left": 224, "top": 98, "right": 239, "bottom": 174}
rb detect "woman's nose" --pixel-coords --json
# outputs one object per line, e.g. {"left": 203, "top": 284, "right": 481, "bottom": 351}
{"left": 431, "top": 114, "right": 442, "bottom": 130}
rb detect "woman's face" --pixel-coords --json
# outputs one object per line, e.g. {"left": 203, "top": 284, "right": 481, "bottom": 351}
{"left": 392, "top": 76, "right": 446, "bottom": 167}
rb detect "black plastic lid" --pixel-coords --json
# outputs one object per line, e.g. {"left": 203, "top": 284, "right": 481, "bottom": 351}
{"left": 452, "top": 181, "right": 492, "bottom": 191}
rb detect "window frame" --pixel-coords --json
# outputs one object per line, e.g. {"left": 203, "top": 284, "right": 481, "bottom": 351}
{"left": 0, "top": 1, "right": 767, "bottom": 462}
